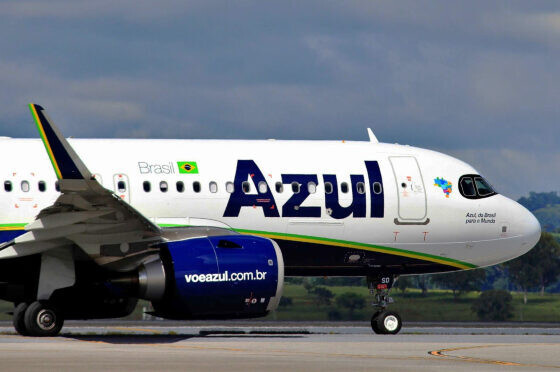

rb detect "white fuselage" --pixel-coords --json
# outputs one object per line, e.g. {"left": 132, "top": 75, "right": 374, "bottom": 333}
{"left": 0, "top": 138, "right": 540, "bottom": 272}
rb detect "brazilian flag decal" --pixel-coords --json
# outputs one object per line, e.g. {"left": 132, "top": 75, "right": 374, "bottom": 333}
{"left": 177, "top": 161, "right": 199, "bottom": 174}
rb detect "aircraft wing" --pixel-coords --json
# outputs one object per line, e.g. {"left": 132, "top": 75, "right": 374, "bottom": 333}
{"left": 0, "top": 104, "right": 162, "bottom": 270}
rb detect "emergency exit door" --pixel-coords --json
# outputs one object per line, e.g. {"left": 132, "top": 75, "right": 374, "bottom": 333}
{"left": 389, "top": 156, "right": 427, "bottom": 221}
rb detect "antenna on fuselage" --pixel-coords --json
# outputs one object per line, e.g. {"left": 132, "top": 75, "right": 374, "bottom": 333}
{"left": 367, "top": 128, "right": 379, "bottom": 143}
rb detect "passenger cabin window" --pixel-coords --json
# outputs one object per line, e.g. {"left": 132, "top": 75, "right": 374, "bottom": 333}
{"left": 275, "top": 182, "right": 283, "bottom": 193}
{"left": 258, "top": 181, "right": 268, "bottom": 193}
{"left": 356, "top": 182, "right": 365, "bottom": 194}
{"left": 193, "top": 181, "right": 201, "bottom": 193}
{"left": 143, "top": 181, "right": 151, "bottom": 192}
{"left": 291, "top": 182, "right": 300, "bottom": 194}
{"left": 308, "top": 182, "right": 317, "bottom": 194}
{"left": 226, "top": 182, "right": 234, "bottom": 193}
{"left": 4, "top": 181, "right": 12, "bottom": 192}
{"left": 209, "top": 181, "right": 218, "bottom": 193}
{"left": 325, "top": 182, "right": 333, "bottom": 194}
{"left": 117, "top": 181, "right": 126, "bottom": 193}
{"left": 372, "top": 182, "right": 382, "bottom": 194}
{"left": 242, "top": 181, "right": 251, "bottom": 193}
{"left": 176, "top": 181, "right": 184, "bottom": 193}
{"left": 341, "top": 182, "right": 349, "bottom": 193}
{"left": 458, "top": 175, "right": 497, "bottom": 199}
{"left": 160, "top": 181, "right": 168, "bottom": 192}
{"left": 38, "top": 181, "right": 46, "bottom": 192}
{"left": 21, "top": 181, "right": 30, "bottom": 192}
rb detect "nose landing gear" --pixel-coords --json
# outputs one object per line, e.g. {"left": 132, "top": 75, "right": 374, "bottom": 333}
{"left": 368, "top": 274, "right": 402, "bottom": 335}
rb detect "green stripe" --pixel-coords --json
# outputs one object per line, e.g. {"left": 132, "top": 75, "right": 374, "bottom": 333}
{"left": 29, "top": 104, "right": 61, "bottom": 179}
{"left": 234, "top": 228, "right": 477, "bottom": 269}
{"left": 156, "top": 223, "right": 476, "bottom": 269}
{"left": 0, "top": 223, "right": 27, "bottom": 229}
{"left": 0, "top": 222, "right": 477, "bottom": 268}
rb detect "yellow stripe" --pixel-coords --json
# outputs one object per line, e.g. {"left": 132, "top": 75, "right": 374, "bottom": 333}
{"left": 240, "top": 231, "right": 471, "bottom": 270}
{"left": 428, "top": 344, "right": 560, "bottom": 368}
{"left": 30, "top": 104, "right": 62, "bottom": 179}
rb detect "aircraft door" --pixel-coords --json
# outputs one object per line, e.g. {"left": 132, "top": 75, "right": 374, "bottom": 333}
{"left": 113, "top": 173, "right": 130, "bottom": 203}
{"left": 389, "top": 156, "right": 427, "bottom": 221}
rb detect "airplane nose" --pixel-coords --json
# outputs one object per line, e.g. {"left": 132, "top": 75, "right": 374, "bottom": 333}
{"left": 519, "top": 208, "right": 541, "bottom": 253}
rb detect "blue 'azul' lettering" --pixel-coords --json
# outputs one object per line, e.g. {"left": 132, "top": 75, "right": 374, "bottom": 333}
{"left": 223, "top": 160, "right": 279, "bottom": 217}
{"left": 323, "top": 174, "right": 366, "bottom": 219}
{"left": 223, "top": 160, "right": 384, "bottom": 219}
{"left": 365, "top": 161, "right": 384, "bottom": 218}
{"left": 281, "top": 174, "right": 321, "bottom": 218}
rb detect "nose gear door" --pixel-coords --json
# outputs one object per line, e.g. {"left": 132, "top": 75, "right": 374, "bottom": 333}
{"left": 389, "top": 156, "right": 427, "bottom": 221}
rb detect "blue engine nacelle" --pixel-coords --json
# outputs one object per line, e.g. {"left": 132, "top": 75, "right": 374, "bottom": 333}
{"left": 150, "top": 235, "right": 284, "bottom": 320}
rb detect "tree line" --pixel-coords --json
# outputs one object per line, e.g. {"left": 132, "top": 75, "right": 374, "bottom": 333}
{"left": 397, "top": 232, "right": 560, "bottom": 302}
{"left": 282, "top": 232, "right": 560, "bottom": 321}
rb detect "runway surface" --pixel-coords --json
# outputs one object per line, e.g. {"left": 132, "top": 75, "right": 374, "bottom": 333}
{"left": 0, "top": 323, "right": 559, "bottom": 371}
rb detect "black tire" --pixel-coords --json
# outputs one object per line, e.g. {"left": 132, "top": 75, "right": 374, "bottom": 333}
{"left": 375, "top": 311, "right": 402, "bottom": 335}
{"left": 13, "top": 303, "right": 29, "bottom": 336}
{"left": 370, "top": 311, "right": 384, "bottom": 334}
{"left": 24, "top": 301, "right": 64, "bottom": 337}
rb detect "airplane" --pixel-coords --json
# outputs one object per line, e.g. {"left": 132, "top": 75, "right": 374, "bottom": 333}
{"left": 0, "top": 104, "right": 540, "bottom": 336}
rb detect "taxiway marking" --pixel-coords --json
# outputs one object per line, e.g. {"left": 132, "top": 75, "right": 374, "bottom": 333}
{"left": 429, "top": 343, "right": 560, "bottom": 368}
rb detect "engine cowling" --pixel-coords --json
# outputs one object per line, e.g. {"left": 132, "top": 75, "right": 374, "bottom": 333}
{"left": 146, "top": 235, "right": 284, "bottom": 320}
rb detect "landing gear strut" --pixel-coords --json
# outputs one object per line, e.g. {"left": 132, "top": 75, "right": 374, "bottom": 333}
{"left": 12, "top": 301, "right": 64, "bottom": 337}
{"left": 367, "top": 274, "right": 402, "bottom": 335}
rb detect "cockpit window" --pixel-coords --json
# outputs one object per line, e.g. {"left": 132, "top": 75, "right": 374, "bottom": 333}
{"left": 458, "top": 174, "right": 497, "bottom": 199}
{"left": 474, "top": 177, "right": 493, "bottom": 196}
{"left": 460, "top": 177, "right": 476, "bottom": 197}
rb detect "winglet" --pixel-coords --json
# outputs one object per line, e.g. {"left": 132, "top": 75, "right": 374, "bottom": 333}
{"left": 29, "top": 103, "right": 91, "bottom": 180}
{"left": 367, "top": 128, "right": 379, "bottom": 143}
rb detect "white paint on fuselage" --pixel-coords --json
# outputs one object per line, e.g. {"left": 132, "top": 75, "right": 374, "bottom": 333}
{"left": 0, "top": 138, "right": 540, "bottom": 269}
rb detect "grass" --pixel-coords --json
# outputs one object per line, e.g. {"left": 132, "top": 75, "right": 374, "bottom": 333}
{"left": 0, "top": 285, "right": 559, "bottom": 322}
{"left": 268, "top": 284, "right": 560, "bottom": 322}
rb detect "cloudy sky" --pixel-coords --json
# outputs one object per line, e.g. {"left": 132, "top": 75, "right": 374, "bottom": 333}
{"left": 0, "top": 1, "right": 558, "bottom": 198}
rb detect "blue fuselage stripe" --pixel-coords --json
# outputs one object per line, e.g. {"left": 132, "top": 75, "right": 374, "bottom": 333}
{"left": 0, "top": 230, "right": 26, "bottom": 244}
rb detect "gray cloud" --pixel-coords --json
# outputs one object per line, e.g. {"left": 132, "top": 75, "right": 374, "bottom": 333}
{"left": 0, "top": 0, "right": 557, "bottom": 198}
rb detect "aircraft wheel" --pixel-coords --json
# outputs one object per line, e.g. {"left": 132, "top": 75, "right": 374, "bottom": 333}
{"left": 370, "top": 311, "right": 384, "bottom": 334}
{"left": 13, "top": 303, "right": 29, "bottom": 336}
{"left": 375, "top": 311, "right": 402, "bottom": 335}
{"left": 24, "top": 301, "right": 64, "bottom": 337}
